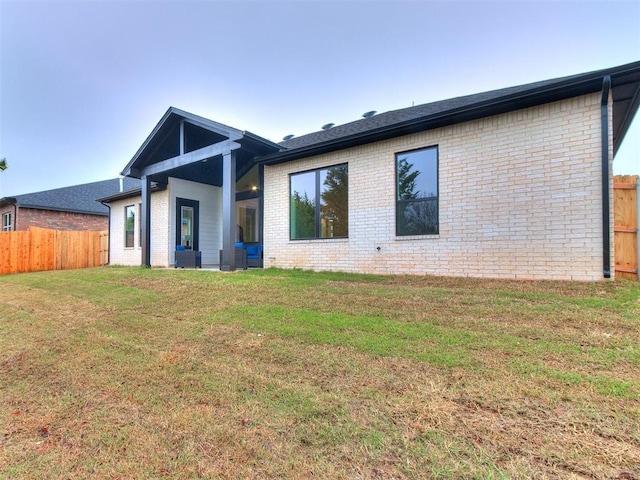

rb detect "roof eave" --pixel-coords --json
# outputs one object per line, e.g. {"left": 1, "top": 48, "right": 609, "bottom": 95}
{"left": 17, "top": 204, "right": 108, "bottom": 216}
{"left": 259, "top": 62, "right": 639, "bottom": 165}
{"left": 258, "top": 83, "right": 600, "bottom": 166}
{"left": 96, "top": 183, "right": 168, "bottom": 204}
{"left": 0, "top": 197, "right": 17, "bottom": 208}
{"left": 121, "top": 107, "right": 175, "bottom": 177}
{"left": 121, "top": 107, "right": 248, "bottom": 178}
{"left": 613, "top": 77, "right": 640, "bottom": 156}
{"left": 242, "top": 131, "right": 284, "bottom": 152}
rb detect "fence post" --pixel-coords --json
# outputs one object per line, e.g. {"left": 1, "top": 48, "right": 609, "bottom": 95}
{"left": 613, "top": 175, "right": 639, "bottom": 281}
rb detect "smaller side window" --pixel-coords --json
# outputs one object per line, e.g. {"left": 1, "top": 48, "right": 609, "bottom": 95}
{"left": 138, "top": 203, "right": 142, "bottom": 247}
{"left": 125, "top": 205, "right": 135, "bottom": 248}
{"left": 2, "top": 212, "right": 11, "bottom": 231}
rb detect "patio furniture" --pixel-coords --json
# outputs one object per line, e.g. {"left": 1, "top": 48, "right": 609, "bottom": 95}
{"left": 246, "top": 245, "right": 263, "bottom": 268}
{"left": 175, "top": 247, "right": 202, "bottom": 268}
{"left": 219, "top": 244, "right": 247, "bottom": 270}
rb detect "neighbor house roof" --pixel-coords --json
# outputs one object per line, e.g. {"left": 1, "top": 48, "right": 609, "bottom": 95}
{"left": 96, "top": 181, "right": 168, "bottom": 204}
{"left": 0, "top": 178, "right": 141, "bottom": 215}
{"left": 260, "top": 61, "right": 640, "bottom": 165}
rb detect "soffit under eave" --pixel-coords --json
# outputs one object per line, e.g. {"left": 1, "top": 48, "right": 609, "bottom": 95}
{"left": 121, "top": 108, "right": 245, "bottom": 177}
{"left": 0, "top": 197, "right": 17, "bottom": 209}
{"left": 612, "top": 72, "right": 640, "bottom": 155}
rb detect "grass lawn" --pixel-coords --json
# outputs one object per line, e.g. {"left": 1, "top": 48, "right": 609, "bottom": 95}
{"left": 1, "top": 267, "right": 639, "bottom": 479}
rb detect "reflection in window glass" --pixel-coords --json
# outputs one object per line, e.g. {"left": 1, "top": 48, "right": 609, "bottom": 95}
{"left": 181, "top": 206, "right": 194, "bottom": 249}
{"left": 138, "top": 204, "right": 142, "bottom": 247}
{"left": 2, "top": 213, "right": 11, "bottom": 231}
{"left": 396, "top": 147, "right": 438, "bottom": 236}
{"left": 290, "top": 164, "right": 348, "bottom": 240}
{"left": 125, "top": 205, "right": 135, "bottom": 247}
{"left": 290, "top": 171, "right": 316, "bottom": 239}
{"left": 236, "top": 198, "right": 259, "bottom": 243}
{"left": 320, "top": 166, "right": 348, "bottom": 238}
{"left": 236, "top": 164, "right": 260, "bottom": 193}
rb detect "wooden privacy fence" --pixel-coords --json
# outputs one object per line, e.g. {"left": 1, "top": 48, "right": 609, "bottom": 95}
{"left": 614, "top": 175, "right": 639, "bottom": 281}
{"left": 0, "top": 227, "right": 109, "bottom": 275}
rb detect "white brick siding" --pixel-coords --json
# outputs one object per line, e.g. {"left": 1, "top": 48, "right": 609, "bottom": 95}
{"left": 263, "top": 93, "right": 614, "bottom": 281}
{"left": 106, "top": 198, "right": 136, "bottom": 266}
{"left": 107, "top": 179, "right": 222, "bottom": 268}
{"left": 169, "top": 178, "right": 222, "bottom": 267}
{"left": 151, "top": 189, "right": 170, "bottom": 267}
{"left": 107, "top": 189, "right": 169, "bottom": 266}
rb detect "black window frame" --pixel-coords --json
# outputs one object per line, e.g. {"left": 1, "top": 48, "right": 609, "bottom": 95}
{"left": 395, "top": 146, "right": 439, "bottom": 236}
{"left": 289, "top": 163, "right": 349, "bottom": 240}
{"left": 124, "top": 205, "right": 135, "bottom": 248}
{"left": 176, "top": 197, "right": 199, "bottom": 250}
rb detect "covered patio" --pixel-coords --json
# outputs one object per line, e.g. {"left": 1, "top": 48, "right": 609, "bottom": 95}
{"left": 120, "top": 107, "right": 281, "bottom": 271}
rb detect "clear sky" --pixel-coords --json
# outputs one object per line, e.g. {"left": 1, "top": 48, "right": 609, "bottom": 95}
{"left": 0, "top": 0, "right": 638, "bottom": 197}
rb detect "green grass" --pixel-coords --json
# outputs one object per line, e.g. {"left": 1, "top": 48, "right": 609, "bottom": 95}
{"left": 1, "top": 266, "right": 639, "bottom": 479}
{"left": 222, "top": 305, "right": 475, "bottom": 367}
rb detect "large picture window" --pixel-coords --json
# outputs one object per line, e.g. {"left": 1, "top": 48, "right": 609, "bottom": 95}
{"left": 125, "top": 205, "right": 135, "bottom": 247}
{"left": 396, "top": 147, "right": 438, "bottom": 236}
{"left": 290, "top": 164, "right": 348, "bottom": 240}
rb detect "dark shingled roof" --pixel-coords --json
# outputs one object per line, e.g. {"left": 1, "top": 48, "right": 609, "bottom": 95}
{"left": 278, "top": 76, "right": 569, "bottom": 151}
{"left": 2, "top": 178, "right": 141, "bottom": 215}
{"left": 264, "top": 61, "right": 640, "bottom": 163}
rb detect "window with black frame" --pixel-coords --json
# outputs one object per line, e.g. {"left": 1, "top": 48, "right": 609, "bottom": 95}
{"left": 125, "top": 205, "right": 135, "bottom": 247}
{"left": 175, "top": 198, "right": 199, "bottom": 250}
{"left": 138, "top": 203, "right": 142, "bottom": 247}
{"left": 290, "top": 164, "right": 348, "bottom": 240}
{"left": 396, "top": 147, "right": 439, "bottom": 236}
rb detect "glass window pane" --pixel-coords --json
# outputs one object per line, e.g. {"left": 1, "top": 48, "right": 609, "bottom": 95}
{"left": 2, "top": 213, "right": 11, "bottom": 231}
{"left": 397, "top": 148, "right": 438, "bottom": 200}
{"left": 396, "top": 147, "right": 438, "bottom": 236}
{"left": 138, "top": 204, "right": 142, "bottom": 247}
{"left": 125, "top": 206, "right": 135, "bottom": 247}
{"left": 236, "top": 164, "right": 260, "bottom": 193}
{"left": 397, "top": 198, "right": 439, "bottom": 235}
{"left": 236, "top": 198, "right": 259, "bottom": 243}
{"left": 290, "top": 164, "right": 349, "bottom": 240}
{"left": 320, "top": 165, "right": 348, "bottom": 238}
{"left": 290, "top": 171, "right": 317, "bottom": 239}
{"left": 181, "top": 206, "right": 194, "bottom": 249}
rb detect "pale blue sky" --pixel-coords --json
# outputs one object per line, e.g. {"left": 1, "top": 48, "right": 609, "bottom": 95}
{"left": 0, "top": 0, "right": 638, "bottom": 197}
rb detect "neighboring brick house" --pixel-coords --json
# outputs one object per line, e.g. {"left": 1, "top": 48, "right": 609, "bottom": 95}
{"left": 101, "top": 61, "right": 640, "bottom": 280}
{"left": 0, "top": 178, "right": 140, "bottom": 232}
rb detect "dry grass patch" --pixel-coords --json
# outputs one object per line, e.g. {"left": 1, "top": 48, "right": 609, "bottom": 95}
{"left": 1, "top": 267, "right": 639, "bottom": 479}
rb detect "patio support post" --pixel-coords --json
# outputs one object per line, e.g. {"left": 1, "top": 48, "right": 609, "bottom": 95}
{"left": 220, "top": 150, "right": 237, "bottom": 271}
{"left": 141, "top": 175, "right": 152, "bottom": 267}
{"left": 258, "top": 163, "right": 264, "bottom": 246}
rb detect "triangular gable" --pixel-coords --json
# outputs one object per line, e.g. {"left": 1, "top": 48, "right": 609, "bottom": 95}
{"left": 121, "top": 107, "right": 245, "bottom": 178}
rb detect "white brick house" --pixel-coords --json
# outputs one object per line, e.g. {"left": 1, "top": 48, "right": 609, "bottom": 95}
{"left": 100, "top": 61, "right": 640, "bottom": 280}
{"left": 105, "top": 179, "right": 222, "bottom": 267}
